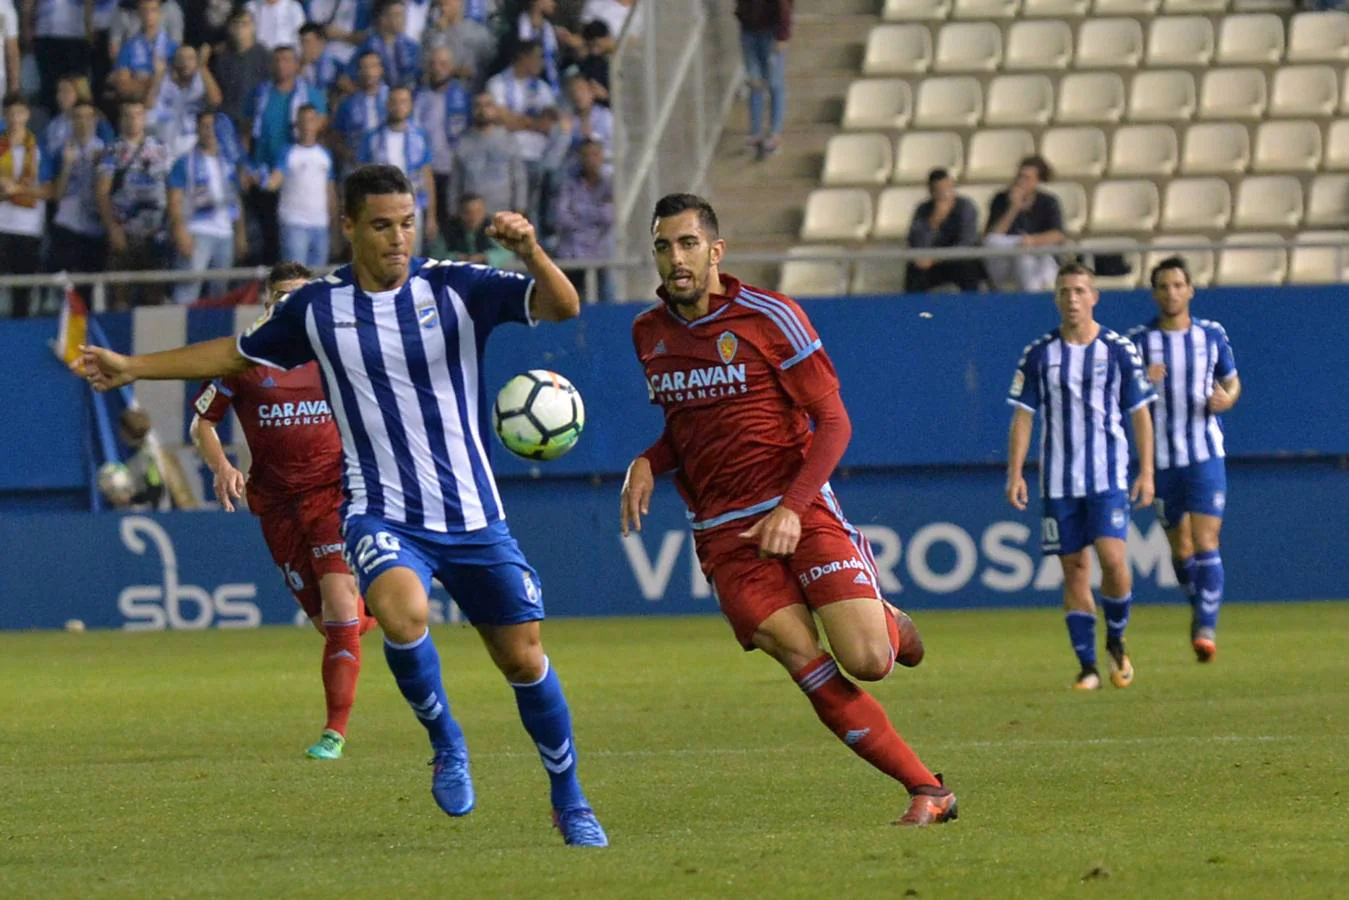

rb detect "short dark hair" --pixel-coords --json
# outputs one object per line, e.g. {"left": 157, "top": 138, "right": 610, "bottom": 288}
{"left": 1019, "top": 154, "right": 1052, "bottom": 182}
{"left": 927, "top": 167, "right": 951, "bottom": 187}
{"left": 1149, "top": 255, "right": 1192, "bottom": 289}
{"left": 297, "top": 103, "right": 319, "bottom": 116}
{"left": 3, "top": 92, "right": 27, "bottom": 112}
{"left": 357, "top": 49, "right": 382, "bottom": 66}
{"left": 582, "top": 20, "right": 610, "bottom": 41}
{"left": 268, "top": 261, "right": 314, "bottom": 288}
{"left": 1056, "top": 261, "right": 1095, "bottom": 281}
{"left": 299, "top": 22, "right": 326, "bottom": 39}
{"left": 119, "top": 407, "right": 152, "bottom": 441}
{"left": 273, "top": 44, "right": 297, "bottom": 56}
{"left": 514, "top": 38, "right": 542, "bottom": 60}
{"left": 229, "top": 7, "right": 253, "bottom": 24}
{"left": 651, "top": 193, "right": 720, "bottom": 239}
{"left": 460, "top": 192, "right": 484, "bottom": 207}
{"left": 343, "top": 164, "right": 416, "bottom": 219}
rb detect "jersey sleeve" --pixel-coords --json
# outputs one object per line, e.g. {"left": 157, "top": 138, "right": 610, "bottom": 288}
{"left": 1213, "top": 324, "right": 1237, "bottom": 379}
{"left": 1116, "top": 337, "right": 1156, "bottom": 412}
{"left": 747, "top": 292, "right": 839, "bottom": 407}
{"left": 438, "top": 262, "right": 536, "bottom": 331}
{"left": 167, "top": 155, "right": 188, "bottom": 191}
{"left": 191, "top": 377, "right": 236, "bottom": 422}
{"left": 1007, "top": 342, "right": 1041, "bottom": 412}
{"left": 236, "top": 289, "right": 316, "bottom": 369}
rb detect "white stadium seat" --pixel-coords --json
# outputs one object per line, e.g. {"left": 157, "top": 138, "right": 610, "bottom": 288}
{"left": 1163, "top": 178, "right": 1233, "bottom": 230}
{"left": 1076, "top": 237, "right": 1143, "bottom": 290}
{"left": 1233, "top": 0, "right": 1291, "bottom": 8}
{"left": 778, "top": 246, "right": 850, "bottom": 297}
{"left": 883, "top": 0, "right": 951, "bottom": 20}
{"left": 958, "top": 183, "right": 1004, "bottom": 231}
{"left": 1005, "top": 21, "right": 1074, "bottom": 71}
{"left": 1181, "top": 122, "right": 1250, "bottom": 174}
{"left": 1325, "top": 121, "right": 1349, "bottom": 171}
{"left": 843, "top": 80, "right": 913, "bottom": 131}
{"left": 1024, "top": 0, "right": 1088, "bottom": 15}
{"left": 984, "top": 75, "right": 1055, "bottom": 126}
{"left": 864, "top": 25, "right": 934, "bottom": 75}
{"left": 1165, "top": 0, "right": 1228, "bottom": 11}
{"left": 1343, "top": 71, "right": 1349, "bottom": 114}
{"left": 953, "top": 0, "right": 1022, "bottom": 18}
{"left": 934, "top": 22, "right": 1004, "bottom": 73}
{"left": 915, "top": 76, "right": 984, "bottom": 128}
{"left": 1043, "top": 182, "right": 1088, "bottom": 233}
{"left": 1199, "top": 68, "right": 1267, "bottom": 120}
{"left": 873, "top": 186, "right": 932, "bottom": 239}
{"left": 1076, "top": 19, "right": 1145, "bottom": 68}
{"left": 1042, "top": 126, "right": 1109, "bottom": 178}
{"left": 1252, "top": 120, "right": 1322, "bottom": 173}
{"left": 1129, "top": 70, "right": 1197, "bottom": 122}
{"left": 801, "top": 189, "right": 874, "bottom": 241}
{"left": 1289, "top": 231, "right": 1349, "bottom": 283}
{"left": 1269, "top": 66, "right": 1339, "bottom": 118}
{"left": 1095, "top": 0, "right": 1159, "bottom": 14}
{"left": 1147, "top": 16, "right": 1215, "bottom": 67}
{"left": 1217, "top": 14, "right": 1285, "bottom": 64}
{"left": 966, "top": 129, "right": 1036, "bottom": 182}
{"left": 1057, "top": 73, "right": 1126, "bottom": 124}
{"left": 1233, "top": 175, "right": 1303, "bottom": 228}
{"left": 1216, "top": 234, "right": 1288, "bottom": 286}
{"left": 894, "top": 131, "right": 965, "bottom": 183}
{"left": 1304, "top": 174, "right": 1349, "bottom": 227}
{"left": 851, "top": 258, "right": 915, "bottom": 294}
{"left": 1147, "top": 235, "right": 1216, "bottom": 286}
{"left": 1287, "top": 11, "right": 1349, "bottom": 62}
{"left": 822, "top": 133, "right": 894, "bottom": 186}
{"left": 1090, "top": 180, "right": 1161, "bottom": 232}
{"left": 1110, "top": 124, "right": 1179, "bottom": 176}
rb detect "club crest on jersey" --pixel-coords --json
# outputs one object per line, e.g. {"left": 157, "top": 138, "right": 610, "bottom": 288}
{"left": 717, "top": 331, "right": 738, "bottom": 364}
{"left": 417, "top": 304, "right": 438, "bottom": 330}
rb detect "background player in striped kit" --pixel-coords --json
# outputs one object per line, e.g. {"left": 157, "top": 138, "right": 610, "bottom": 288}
{"left": 1130, "top": 257, "right": 1241, "bottom": 663}
{"left": 1005, "top": 262, "right": 1157, "bottom": 691}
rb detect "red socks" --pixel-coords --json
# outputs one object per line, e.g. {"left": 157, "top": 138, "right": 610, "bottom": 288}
{"left": 321, "top": 620, "right": 362, "bottom": 737}
{"left": 794, "top": 653, "right": 940, "bottom": 794}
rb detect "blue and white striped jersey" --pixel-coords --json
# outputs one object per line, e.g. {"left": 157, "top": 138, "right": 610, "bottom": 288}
{"left": 1128, "top": 318, "right": 1236, "bottom": 471}
{"left": 237, "top": 258, "right": 536, "bottom": 533}
{"left": 1008, "top": 328, "right": 1156, "bottom": 499}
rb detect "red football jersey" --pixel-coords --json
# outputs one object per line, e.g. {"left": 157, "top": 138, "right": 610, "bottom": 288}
{"left": 632, "top": 276, "right": 840, "bottom": 528}
{"left": 191, "top": 363, "right": 343, "bottom": 515}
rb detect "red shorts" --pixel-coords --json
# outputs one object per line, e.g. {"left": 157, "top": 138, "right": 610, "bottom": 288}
{"left": 694, "top": 496, "right": 883, "bottom": 650}
{"left": 257, "top": 485, "right": 352, "bottom": 619}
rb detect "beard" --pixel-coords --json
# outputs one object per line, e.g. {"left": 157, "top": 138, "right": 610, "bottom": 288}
{"left": 664, "top": 269, "right": 706, "bottom": 306}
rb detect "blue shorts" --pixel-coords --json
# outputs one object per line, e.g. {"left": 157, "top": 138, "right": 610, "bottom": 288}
{"left": 1041, "top": 490, "right": 1131, "bottom": 556}
{"left": 342, "top": 516, "right": 544, "bottom": 627}
{"left": 1154, "top": 458, "right": 1227, "bottom": 530}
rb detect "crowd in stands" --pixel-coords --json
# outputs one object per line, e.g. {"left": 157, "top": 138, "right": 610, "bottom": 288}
{"left": 0, "top": 0, "right": 633, "bottom": 317}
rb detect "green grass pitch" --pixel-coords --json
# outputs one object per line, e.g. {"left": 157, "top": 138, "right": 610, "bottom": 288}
{"left": 3, "top": 602, "right": 1347, "bottom": 899}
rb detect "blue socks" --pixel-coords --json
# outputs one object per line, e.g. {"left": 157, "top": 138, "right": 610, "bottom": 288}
{"left": 1065, "top": 611, "right": 1097, "bottom": 669}
{"left": 1194, "top": 550, "right": 1224, "bottom": 630}
{"left": 511, "top": 656, "right": 586, "bottom": 810}
{"left": 1100, "top": 593, "right": 1132, "bottom": 643}
{"left": 1173, "top": 556, "right": 1197, "bottom": 601}
{"left": 384, "top": 630, "right": 464, "bottom": 752}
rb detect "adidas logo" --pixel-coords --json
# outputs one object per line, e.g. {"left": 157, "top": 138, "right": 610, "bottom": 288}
{"left": 653, "top": 339, "right": 666, "bottom": 355}
{"left": 853, "top": 572, "right": 870, "bottom": 586}
{"left": 844, "top": 728, "right": 871, "bottom": 746}
{"left": 260, "top": 375, "right": 277, "bottom": 388}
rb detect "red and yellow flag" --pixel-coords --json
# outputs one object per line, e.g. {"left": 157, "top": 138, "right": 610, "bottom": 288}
{"left": 53, "top": 287, "right": 88, "bottom": 365}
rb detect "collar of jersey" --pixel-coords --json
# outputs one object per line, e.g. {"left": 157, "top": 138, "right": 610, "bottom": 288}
{"left": 658, "top": 274, "right": 741, "bottom": 328}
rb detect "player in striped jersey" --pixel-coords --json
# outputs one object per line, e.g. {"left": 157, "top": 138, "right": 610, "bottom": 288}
{"left": 74, "top": 165, "right": 607, "bottom": 847}
{"left": 1005, "top": 262, "right": 1157, "bottom": 691}
{"left": 1129, "top": 257, "right": 1241, "bottom": 663}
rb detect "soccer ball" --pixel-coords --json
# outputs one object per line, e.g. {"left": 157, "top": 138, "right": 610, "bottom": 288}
{"left": 97, "top": 461, "right": 133, "bottom": 500}
{"left": 492, "top": 370, "right": 585, "bottom": 461}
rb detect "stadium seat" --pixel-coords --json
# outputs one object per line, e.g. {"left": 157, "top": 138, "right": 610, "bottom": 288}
{"left": 1286, "top": 11, "right": 1349, "bottom": 62}
{"left": 822, "top": 134, "right": 895, "bottom": 186}
{"left": 1343, "top": 70, "right": 1349, "bottom": 114}
{"left": 1252, "top": 120, "right": 1322, "bottom": 173}
{"left": 1094, "top": 0, "right": 1159, "bottom": 14}
{"left": 1164, "top": 0, "right": 1228, "bottom": 11}
{"left": 1233, "top": 175, "right": 1303, "bottom": 228}
{"left": 1005, "top": 21, "right": 1074, "bottom": 70}
{"left": 874, "top": 186, "right": 931, "bottom": 239}
{"left": 1076, "top": 237, "right": 1143, "bottom": 290}
{"left": 966, "top": 129, "right": 1037, "bottom": 181}
{"left": 1023, "top": 0, "right": 1088, "bottom": 13}
{"left": 1089, "top": 180, "right": 1161, "bottom": 232}
{"left": 1056, "top": 73, "right": 1127, "bottom": 124}
{"left": 1110, "top": 124, "right": 1179, "bottom": 176}
{"left": 1146, "top": 235, "right": 1216, "bottom": 286}
{"left": 1269, "top": 66, "right": 1339, "bottom": 118}
{"left": 1217, "top": 14, "right": 1285, "bottom": 64}
{"left": 953, "top": 0, "right": 1022, "bottom": 18}
{"left": 1233, "top": 0, "right": 1291, "bottom": 9}
{"left": 1199, "top": 68, "right": 1267, "bottom": 120}
{"left": 1128, "top": 70, "right": 1197, "bottom": 122}
{"left": 883, "top": 0, "right": 952, "bottom": 20}
{"left": 1076, "top": 19, "right": 1145, "bottom": 68}
{"left": 958, "top": 183, "right": 1004, "bottom": 231}
{"left": 1289, "top": 231, "right": 1349, "bottom": 283}
{"left": 1304, "top": 174, "right": 1349, "bottom": 227}
{"left": 1043, "top": 182, "right": 1088, "bottom": 233}
{"left": 801, "top": 189, "right": 874, "bottom": 241}
{"left": 1147, "top": 17, "right": 1215, "bottom": 67}
{"left": 935, "top": 22, "right": 1004, "bottom": 72}
{"left": 984, "top": 75, "right": 1055, "bottom": 126}
{"left": 1181, "top": 122, "right": 1250, "bottom": 174}
{"left": 842, "top": 80, "right": 913, "bottom": 131}
{"left": 894, "top": 131, "right": 965, "bottom": 182}
{"left": 1215, "top": 233, "right": 1288, "bottom": 286}
{"left": 778, "top": 246, "right": 850, "bottom": 297}
{"left": 1042, "top": 126, "right": 1109, "bottom": 178}
{"left": 864, "top": 25, "right": 934, "bottom": 75}
{"left": 914, "top": 76, "right": 984, "bottom": 128}
{"left": 1162, "top": 178, "right": 1232, "bottom": 230}
{"left": 1324, "top": 121, "right": 1349, "bottom": 171}
{"left": 851, "top": 257, "right": 915, "bottom": 294}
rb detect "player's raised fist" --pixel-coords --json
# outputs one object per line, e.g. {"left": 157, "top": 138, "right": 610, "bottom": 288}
{"left": 486, "top": 212, "right": 539, "bottom": 259}
{"left": 71, "top": 345, "right": 136, "bottom": 392}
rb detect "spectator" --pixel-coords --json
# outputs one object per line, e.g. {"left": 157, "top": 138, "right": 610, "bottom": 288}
{"left": 167, "top": 109, "right": 246, "bottom": 304}
{"left": 486, "top": 38, "right": 557, "bottom": 222}
{"left": 210, "top": 8, "right": 271, "bottom": 132}
{"left": 581, "top": 0, "right": 637, "bottom": 39}
{"left": 0, "top": 0, "right": 18, "bottom": 105}
{"left": 359, "top": 83, "right": 437, "bottom": 249}
{"left": 244, "top": 0, "right": 307, "bottom": 53}
{"left": 117, "top": 408, "right": 166, "bottom": 510}
{"left": 0, "top": 94, "right": 52, "bottom": 319}
{"left": 97, "top": 98, "right": 172, "bottom": 308}
{"left": 438, "top": 191, "right": 510, "bottom": 266}
{"left": 299, "top": 22, "right": 344, "bottom": 96}
{"left": 553, "top": 138, "right": 613, "bottom": 302}
{"left": 905, "top": 168, "right": 983, "bottom": 294}
{"left": 462, "top": 0, "right": 495, "bottom": 25}
{"left": 47, "top": 98, "right": 109, "bottom": 286}
{"left": 304, "top": 0, "right": 365, "bottom": 66}
{"left": 28, "top": 0, "right": 93, "bottom": 112}
{"left": 273, "top": 104, "right": 338, "bottom": 268}
{"left": 109, "top": 0, "right": 183, "bottom": 59}
{"left": 147, "top": 44, "right": 224, "bottom": 156}
{"left": 450, "top": 91, "right": 525, "bottom": 217}
{"left": 350, "top": 0, "right": 421, "bottom": 89}
{"left": 984, "top": 154, "right": 1065, "bottom": 293}
{"left": 414, "top": 44, "right": 469, "bottom": 237}
{"left": 182, "top": 0, "right": 236, "bottom": 49}
{"left": 331, "top": 50, "right": 388, "bottom": 170}
{"left": 43, "top": 75, "right": 116, "bottom": 160}
{"left": 575, "top": 19, "right": 611, "bottom": 103}
{"left": 111, "top": 0, "right": 179, "bottom": 102}
{"left": 515, "top": 0, "right": 576, "bottom": 90}
{"left": 735, "top": 0, "right": 791, "bottom": 161}
{"left": 561, "top": 66, "right": 611, "bottom": 160}
{"left": 421, "top": 0, "right": 494, "bottom": 89}
{"left": 402, "top": 0, "right": 431, "bottom": 43}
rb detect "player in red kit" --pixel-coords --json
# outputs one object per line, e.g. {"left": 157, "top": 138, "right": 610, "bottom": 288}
{"left": 190, "top": 262, "right": 375, "bottom": 761}
{"left": 620, "top": 194, "right": 957, "bottom": 826}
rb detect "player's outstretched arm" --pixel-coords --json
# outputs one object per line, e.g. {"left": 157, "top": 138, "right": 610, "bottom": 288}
{"left": 1006, "top": 407, "right": 1033, "bottom": 511}
{"left": 1129, "top": 406, "right": 1156, "bottom": 508}
{"left": 189, "top": 415, "right": 246, "bottom": 513}
{"left": 486, "top": 211, "right": 581, "bottom": 322}
{"left": 73, "top": 337, "right": 255, "bottom": 393}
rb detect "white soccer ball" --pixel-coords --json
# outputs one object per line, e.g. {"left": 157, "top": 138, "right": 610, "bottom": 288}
{"left": 97, "top": 461, "right": 134, "bottom": 500}
{"left": 492, "top": 370, "right": 585, "bottom": 461}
